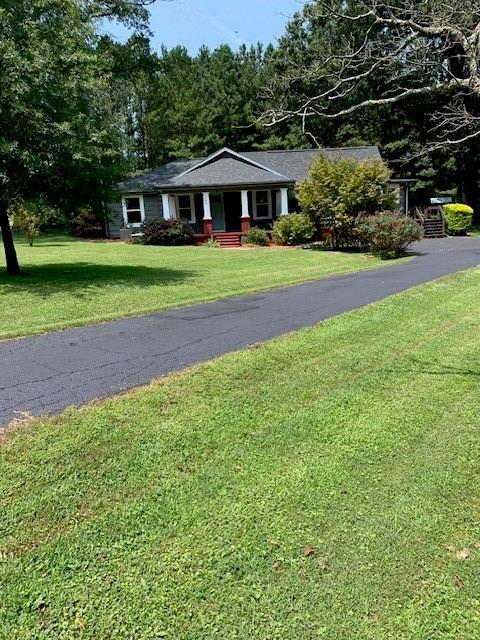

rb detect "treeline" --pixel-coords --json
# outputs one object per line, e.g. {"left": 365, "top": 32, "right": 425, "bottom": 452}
{"left": 103, "top": 9, "right": 479, "bottom": 210}
{"left": 101, "top": 37, "right": 308, "bottom": 168}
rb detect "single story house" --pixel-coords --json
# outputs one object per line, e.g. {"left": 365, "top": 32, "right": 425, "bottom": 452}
{"left": 107, "top": 146, "right": 413, "bottom": 246}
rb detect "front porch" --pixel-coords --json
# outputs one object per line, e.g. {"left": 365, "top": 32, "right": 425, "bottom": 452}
{"left": 160, "top": 187, "right": 292, "bottom": 243}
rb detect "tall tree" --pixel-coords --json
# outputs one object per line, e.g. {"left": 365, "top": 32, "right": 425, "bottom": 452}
{"left": 0, "top": 0, "right": 158, "bottom": 275}
{"left": 265, "top": 0, "right": 480, "bottom": 149}
{"left": 262, "top": 0, "right": 479, "bottom": 207}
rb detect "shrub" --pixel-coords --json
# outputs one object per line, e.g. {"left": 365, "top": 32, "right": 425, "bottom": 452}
{"left": 443, "top": 203, "right": 473, "bottom": 236}
{"left": 272, "top": 213, "right": 315, "bottom": 246}
{"left": 71, "top": 206, "right": 104, "bottom": 238}
{"left": 10, "top": 201, "right": 41, "bottom": 246}
{"left": 142, "top": 219, "right": 194, "bottom": 246}
{"left": 241, "top": 227, "right": 269, "bottom": 246}
{"left": 205, "top": 237, "right": 220, "bottom": 248}
{"left": 355, "top": 211, "right": 423, "bottom": 259}
{"left": 10, "top": 197, "right": 63, "bottom": 245}
{"left": 296, "top": 154, "right": 396, "bottom": 247}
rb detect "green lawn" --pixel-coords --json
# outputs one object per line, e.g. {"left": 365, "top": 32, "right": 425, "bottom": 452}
{"left": 2, "top": 269, "right": 480, "bottom": 639}
{"left": 0, "top": 234, "right": 390, "bottom": 339}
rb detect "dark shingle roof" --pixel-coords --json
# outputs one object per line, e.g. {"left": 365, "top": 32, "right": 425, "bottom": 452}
{"left": 118, "top": 158, "right": 200, "bottom": 193}
{"left": 243, "top": 147, "right": 382, "bottom": 182}
{"left": 118, "top": 146, "right": 382, "bottom": 193}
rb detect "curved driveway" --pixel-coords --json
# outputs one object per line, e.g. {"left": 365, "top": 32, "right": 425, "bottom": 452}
{"left": 1, "top": 237, "right": 480, "bottom": 426}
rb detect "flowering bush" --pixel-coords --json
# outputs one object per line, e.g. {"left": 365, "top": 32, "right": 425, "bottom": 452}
{"left": 71, "top": 206, "right": 104, "bottom": 238}
{"left": 355, "top": 211, "right": 423, "bottom": 259}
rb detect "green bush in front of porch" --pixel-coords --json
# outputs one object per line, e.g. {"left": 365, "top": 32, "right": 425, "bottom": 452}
{"left": 142, "top": 219, "right": 194, "bottom": 246}
{"left": 242, "top": 227, "right": 269, "bottom": 246}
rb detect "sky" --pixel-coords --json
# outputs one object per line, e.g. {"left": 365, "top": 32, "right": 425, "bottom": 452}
{"left": 103, "top": 0, "right": 301, "bottom": 53}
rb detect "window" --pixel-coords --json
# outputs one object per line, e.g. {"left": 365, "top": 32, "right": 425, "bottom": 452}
{"left": 122, "top": 195, "right": 145, "bottom": 227}
{"left": 176, "top": 194, "right": 196, "bottom": 223}
{"left": 253, "top": 191, "right": 272, "bottom": 219}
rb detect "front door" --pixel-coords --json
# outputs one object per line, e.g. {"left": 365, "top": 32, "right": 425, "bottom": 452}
{"left": 211, "top": 194, "right": 225, "bottom": 231}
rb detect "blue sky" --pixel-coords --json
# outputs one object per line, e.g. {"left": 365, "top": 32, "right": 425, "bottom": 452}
{"left": 103, "top": 0, "right": 300, "bottom": 53}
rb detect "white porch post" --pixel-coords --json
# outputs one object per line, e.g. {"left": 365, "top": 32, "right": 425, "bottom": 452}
{"left": 161, "top": 193, "right": 170, "bottom": 220}
{"left": 241, "top": 190, "right": 251, "bottom": 233}
{"left": 280, "top": 188, "right": 289, "bottom": 215}
{"left": 202, "top": 192, "right": 212, "bottom": 220}
{"left": 202, "top": 192, "right": 213, "bottom": 236}
{"left": 241, "top": 190, "right": 250, "bottom": 218}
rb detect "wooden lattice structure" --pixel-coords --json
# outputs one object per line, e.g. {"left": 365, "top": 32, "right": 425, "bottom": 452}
{"left": 413, "top": 206, "right": 446, "bottom": 238}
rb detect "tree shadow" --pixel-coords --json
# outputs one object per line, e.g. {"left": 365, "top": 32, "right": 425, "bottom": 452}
{"left": 0, "top": 263, "right": 196, "bottom": 299}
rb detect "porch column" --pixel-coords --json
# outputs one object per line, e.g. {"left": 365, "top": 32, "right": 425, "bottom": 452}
{"left": 161, "top": 193, "right": 170, "bottom": 220}
{"left": 202, "top": 192, "right": 213, "bottom": 237}
{"left": 280, "top": 188, "right": 289, "bottom": 216}
{"left": 241, "top": 190, "right": 251, "bottom": 233}
{"left": 168, "top": 195, "right": 177, "bottom": 220}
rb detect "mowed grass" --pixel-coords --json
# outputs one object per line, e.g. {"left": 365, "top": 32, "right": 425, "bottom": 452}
{"left": 0, "top": 233, "right": 389, "bottom": 339}
{"left": 2, "top": 270, "right": 480, "bottom": 638}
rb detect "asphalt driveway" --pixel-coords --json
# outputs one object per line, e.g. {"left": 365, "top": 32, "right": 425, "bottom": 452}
{"left": 1, "top": 237, "right": 480, "bottom": 427}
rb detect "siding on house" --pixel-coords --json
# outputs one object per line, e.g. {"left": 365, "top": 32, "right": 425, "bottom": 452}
{"left": 106, "top": 195, "right": 164, "bottom": 238}
{"left": 144, "top": 195, "right": 164, "bottom": 223}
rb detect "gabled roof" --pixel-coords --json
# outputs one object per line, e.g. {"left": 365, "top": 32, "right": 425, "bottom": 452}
{"left": 118, "top": 146, "right": 383, "bottom": 193}
{"left": 176, "top": 147, "right": 289, "bottom": 180}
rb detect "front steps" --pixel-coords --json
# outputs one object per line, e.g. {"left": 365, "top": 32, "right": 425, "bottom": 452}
{"left": 214, "top": 232, "right": 242, "bottom": 248}
{"left": 194, "top": 232, "right": 243, "bottom": 247}
{"left": 422, "top": 218, "right": 446, "bottom": 238}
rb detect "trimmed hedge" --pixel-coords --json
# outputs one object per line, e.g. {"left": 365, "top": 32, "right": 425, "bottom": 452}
{"left": 272, "top": 213, "right": 315, "bottom": 246}
{"left": 443, "top": 203, "right": 473, "bottom": 236}
{"left": 142, "top": 219, "right": 194, "bottom": 246}
{"left": 355, "top": 211, "right": 423, "bottom": 259}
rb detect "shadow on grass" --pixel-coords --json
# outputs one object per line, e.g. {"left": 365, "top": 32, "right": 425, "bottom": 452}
{"left": 0, "top": 263, "right": 196, "bottom": 298}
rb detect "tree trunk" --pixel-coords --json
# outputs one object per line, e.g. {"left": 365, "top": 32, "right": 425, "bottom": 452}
{"left": 0, "top": 200, "right": 21, "bottom": 275}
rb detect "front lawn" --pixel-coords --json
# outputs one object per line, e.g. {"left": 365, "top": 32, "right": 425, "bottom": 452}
{"left": 1, "top": 269, "right": 480, "bottom": 638}
{"left": 0, "top": 234, "right": 391, "bottom": 339}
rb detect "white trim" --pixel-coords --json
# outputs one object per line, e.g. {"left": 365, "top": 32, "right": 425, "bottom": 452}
{"left": 161, "top": 193, "right": 170, "bottom": 220}
{"left": 168, "top": 195, "right": 177, "bottom": 220}
{"left": 175, "top": 193, "right": 196, "bottom": 223}
{"left": 241, "top": 190, "right": 250, "bottom": 218}
{"left": 122, "top": 194, "right": 145, "bottom": 228}
{"left": 253, "top": 190, "right": 273, "bottom": 220}
{"left": 175, "top": 147, "right": 290, "bottom": 180}
{"left": 202, "top": 192, "right": 212, "bottom": 220}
